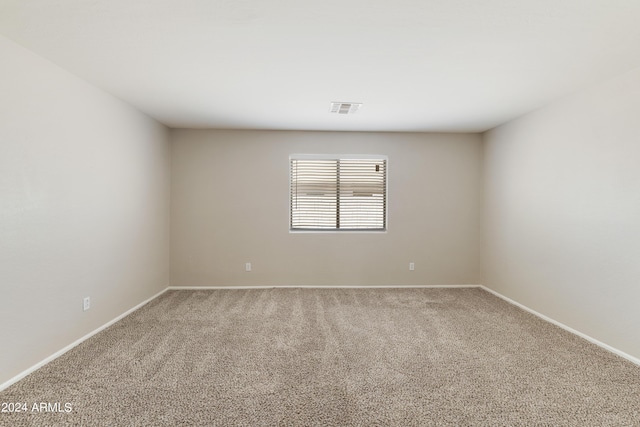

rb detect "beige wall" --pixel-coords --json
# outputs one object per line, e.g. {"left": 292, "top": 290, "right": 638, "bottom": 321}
{"left": 482, "top": 67, "right": 640, "bottom": 360}
{"left": 171, "top": 130, "right": 482, "bottom": 286}
{"left": 0, "top": 35, "right": 170, "bottom": 386}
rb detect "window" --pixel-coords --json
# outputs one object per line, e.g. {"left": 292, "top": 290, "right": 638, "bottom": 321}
{"left": 290, "top": 155, "right": 387, "bottom": 231}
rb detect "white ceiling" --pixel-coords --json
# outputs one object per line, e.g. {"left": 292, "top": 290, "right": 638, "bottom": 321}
{"left": 1, "top": 0, "right": 640, "bottom": 132}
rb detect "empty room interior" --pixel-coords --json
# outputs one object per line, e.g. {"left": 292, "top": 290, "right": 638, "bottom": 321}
{"left": 1, "top": 0, "right": 640, "bottom": 425}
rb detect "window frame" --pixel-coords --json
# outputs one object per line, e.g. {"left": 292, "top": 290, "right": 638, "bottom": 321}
{"left": 289, "top": 154, "right": 388, "bottom": 233}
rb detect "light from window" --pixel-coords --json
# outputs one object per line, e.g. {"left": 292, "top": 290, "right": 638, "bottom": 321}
{"left": 290, "top": 155, "right": 387, "bottom": 231}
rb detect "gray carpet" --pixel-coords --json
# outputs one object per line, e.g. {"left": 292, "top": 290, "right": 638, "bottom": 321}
{"left": 1, "top": 288, "right": 639, "bottom": 426}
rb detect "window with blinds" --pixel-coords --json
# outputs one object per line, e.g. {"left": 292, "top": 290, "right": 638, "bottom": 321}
{"left": 290, "top": 155, "right": 387, "bottom": 231}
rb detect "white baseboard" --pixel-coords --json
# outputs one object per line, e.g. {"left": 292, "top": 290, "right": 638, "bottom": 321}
{"left": 168, "top": 284, "right": 483, "bottom": 290}
{"left": 0, "top": 287, "right": 169, "bottom": 392}
{"left": 480, "top": 285, "right": 640, "bottom": 367}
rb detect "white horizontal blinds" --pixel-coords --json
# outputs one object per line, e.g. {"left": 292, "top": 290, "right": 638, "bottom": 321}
{"left": 290, "top": 157, "right": 386, "bottom": 231}
{"left": 339, "top": 159, "right": 386, "bottom": 230}
{"left": 290, "top": 159, "right": 338, "bottom": 229}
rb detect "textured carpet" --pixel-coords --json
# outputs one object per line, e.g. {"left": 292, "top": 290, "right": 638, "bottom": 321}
{"left": 1, "top": 288, "right": 639, "bottom": 426}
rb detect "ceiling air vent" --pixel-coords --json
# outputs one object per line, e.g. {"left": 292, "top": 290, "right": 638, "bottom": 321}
{"left": 330, "top": 102, "right": 362, "bottom": 115}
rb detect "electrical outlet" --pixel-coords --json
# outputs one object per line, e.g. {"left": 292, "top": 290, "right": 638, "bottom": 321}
{"left": 409, "top": 262, "right": 415, "bottom": 271}
{"left": 83, "top": 297, "right": 90, "bottom": 311}
{"left": 245, "top": 262, "right": 252, "bottom": 272}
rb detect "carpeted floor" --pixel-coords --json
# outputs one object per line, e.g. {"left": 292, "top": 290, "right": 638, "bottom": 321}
{"left": 1, "top": 288, "right": 639, "bottom": 426}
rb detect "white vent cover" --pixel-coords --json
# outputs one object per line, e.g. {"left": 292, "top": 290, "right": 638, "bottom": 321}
{"left": 330, "top": 102, "right": 362, "bottom": 115}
